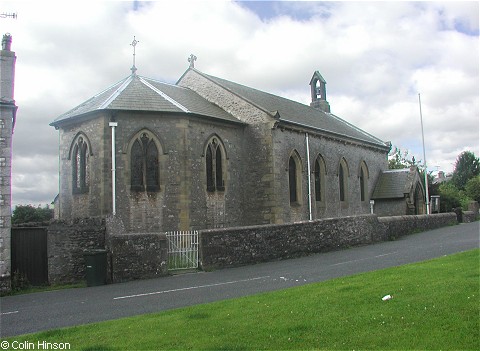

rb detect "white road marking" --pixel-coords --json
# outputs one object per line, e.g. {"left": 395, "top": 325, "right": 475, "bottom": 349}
{"left": 113, "top": 276, "right": 271, "bottom": 300}
{"left": 330, "top": 251, "right": 398, "bottom": 266}
{"left": 1, "top": 310, "right": 19, "bottom": 315}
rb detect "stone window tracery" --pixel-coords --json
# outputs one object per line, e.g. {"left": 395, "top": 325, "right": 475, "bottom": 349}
{"left": 72, "top": 136, "right": 89, "bottom": 194}
{"left": 130, "top": 132, "right": 159, "bottom": 192}
{"left": 206, "top": 137, "right": 225, "bottom": 192}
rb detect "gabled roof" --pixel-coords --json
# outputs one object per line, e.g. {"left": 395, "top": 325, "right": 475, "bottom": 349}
{"left": 371, "top": 168, "right": 417, "bottom": 199}
{"left": 50, "top": 74, "right": 242, "bottom": 127}
{"left": 197, "top": 70, "right": 388, "bottom": 148}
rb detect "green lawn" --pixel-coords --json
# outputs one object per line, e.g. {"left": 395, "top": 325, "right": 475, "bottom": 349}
{"left": 3, "top": 249, "right": 479, "bottom": 350}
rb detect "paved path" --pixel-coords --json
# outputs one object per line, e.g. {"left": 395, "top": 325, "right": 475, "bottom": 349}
{"left": 1, "top": 221, "right": 478, "bottom": 337}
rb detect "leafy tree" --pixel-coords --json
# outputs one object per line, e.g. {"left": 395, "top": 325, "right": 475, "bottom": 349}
{"left": 451, "top": 151, "right": 480, "bottom": 190}
{"left": 12, "top": 204, "right": 53, "bottom": 225}
{"left": 388, "top": 148, "right": 421, "bottom": 170}
{"left": 465, "top": 176, "right": 480, "bottom": 203}
{"left": 439, "top": 182, "right": 470, "bottom": 212}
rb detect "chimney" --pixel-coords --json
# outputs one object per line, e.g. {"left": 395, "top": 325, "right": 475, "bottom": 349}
{"left": 1, "top": 33, "right": 12, "bottom": 51}
{"left": 1, "top": 33, "right": 16, "bottom": 103}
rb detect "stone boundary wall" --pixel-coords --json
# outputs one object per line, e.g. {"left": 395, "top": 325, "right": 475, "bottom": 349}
{"left": 108, "top": 233, "right": 168, "bottom": 283}
{"left": 199, "top": 213, "right": 458, "bottom": 270}
{"left": 463, "top": 211, "right": 477, "bottom": 223}
{"left": 377, "top": 213, "right": 458, "bottom": 240}
{"left": 105, "top": 215, "right": 169, "bottom": 283}
{"left": 47, "top": 217, "right": 106, "bottom": 284}
{"left": 45, "top": 212, "right": 459, "bottom": 284}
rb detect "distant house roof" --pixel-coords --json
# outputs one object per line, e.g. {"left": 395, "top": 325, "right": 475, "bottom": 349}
{"left": 371, "top": 168, "right": 416, "bottom": 199}
{"left": 50, "top": 74, "right": 242, "bottom": 127}
{"left": 196, "top": 70, "right": 388, "bottom": 149}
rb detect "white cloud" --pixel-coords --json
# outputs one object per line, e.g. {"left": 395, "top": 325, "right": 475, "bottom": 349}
{"left": 1, "top": 0, "right": 478, "bottom": 206}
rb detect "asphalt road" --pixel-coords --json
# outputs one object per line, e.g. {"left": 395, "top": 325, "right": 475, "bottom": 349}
{"left": 1, "top": 221, "right": 478, "bottom": 337}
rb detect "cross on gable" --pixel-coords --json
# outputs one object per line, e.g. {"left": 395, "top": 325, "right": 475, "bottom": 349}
{"left": 188, "top": 54, "right": 197, "bottom": 68}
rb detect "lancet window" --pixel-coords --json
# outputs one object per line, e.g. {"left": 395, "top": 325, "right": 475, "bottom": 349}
{"left": 314, "top": 156, "right": 326, "bottom": 202}
{"left": 339, "top": 158, "right": 349, "bottom": 202}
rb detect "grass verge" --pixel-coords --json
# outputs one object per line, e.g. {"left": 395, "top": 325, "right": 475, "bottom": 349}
{"left": 3, "top": 249, "right": 479, "bottom": 350}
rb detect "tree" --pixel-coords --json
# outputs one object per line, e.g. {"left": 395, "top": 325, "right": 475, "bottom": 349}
{"left": 465, "top": 176, "right": 480, "bottom": 203}
{"left": 451, "top": 151, "right": 480, "bottom": 190}
{"left": 388, "top": 147, "right": 421, "bottom": 170}
{"left": 439, "top": 182, "right": 471, "bottom": 212}
{"left": 12, "top": 205, "right": 53, "bottom": 225}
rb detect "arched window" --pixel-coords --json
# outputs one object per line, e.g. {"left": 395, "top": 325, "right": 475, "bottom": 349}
{"left": 289, "top": 156, "right": 297, "bottom": 203}
{"left": 288, "top": 151, "right": 302, "bottom": 204}
{"left": 130, "top": 132, "right": 159, "bottom": 192}
{"left": 72, "top": 136, "right": 90, "bottom": 194}
{"left": 339, "top": 158, "right": 349, "bottom": 202}
{"left": 205, "top": 137, "right": 225, "bottom": 192}
{"left": 314, "top": 155, "right": 326, "bottom": 202}
{"left": 359, "top": 162, "right": 369, "bottom": 202}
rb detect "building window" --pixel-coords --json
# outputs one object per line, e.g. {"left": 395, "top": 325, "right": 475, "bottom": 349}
{"left": 0, "top": 119, "right": 4, "bottom": 129}
{"left": 339, "top": 158, "right": 349, "bottom": 202}
{"left": 288, "top": 151, "right": 302, "bottom": 204}
{"left": 359, "top": 162, "right": 369, "bottom": 202}
{"left": 206, "top": 137, "right": 225, "bottom": 192}
{"left": 289, "top": 156, "right": 297, "bottom": 203}
{"left": 0, "top": 157, "right": 6, "bottom": 167}
{"left": 314, "top": 156, "right": 326, "bottom": 202}
{"left": 72, "top": 136, "right": 90, "bottom": 194}
{"left": 130, "top": 132, "right": 159, "bottom": 192}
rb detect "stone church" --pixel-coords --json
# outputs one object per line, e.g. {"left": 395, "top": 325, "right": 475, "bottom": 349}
{"left": 51, "top": 56, "right": 425, "bottom": 233}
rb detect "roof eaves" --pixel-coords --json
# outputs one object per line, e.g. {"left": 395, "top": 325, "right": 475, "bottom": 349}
{"left": 327, "top": 112, "right": 387, "bottom": 146}
{"left": 278, "top": 118, "right": 390, "bottom": 151}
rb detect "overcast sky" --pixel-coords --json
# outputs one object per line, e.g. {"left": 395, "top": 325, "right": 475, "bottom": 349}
{"left": 1, "top": 0, "right": 478, "bottom": 207}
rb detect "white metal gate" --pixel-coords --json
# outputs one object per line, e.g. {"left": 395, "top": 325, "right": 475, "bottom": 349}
{"left": 166, "top": 230, "right": 199, "bottom": 270}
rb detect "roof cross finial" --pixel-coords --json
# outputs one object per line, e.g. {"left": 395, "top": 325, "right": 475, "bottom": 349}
{"left": 188, "top": 54, "right": 197, "bottom": 68}
{"left": 130, "top": 36, "right": 139, "bottom": 75}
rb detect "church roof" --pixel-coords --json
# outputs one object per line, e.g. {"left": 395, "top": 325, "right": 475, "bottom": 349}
{"left": 371, "top": 168, "right": 415, "bottom": 199}
{"left": 50, "top": 74, "right": 242, "bottom": 127}
{"left": 196, "top": 70, "right": 388, "bottom": 148}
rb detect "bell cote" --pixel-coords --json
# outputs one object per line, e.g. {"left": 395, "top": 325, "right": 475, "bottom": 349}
{"left": 309, "top": 71, "right": 330, "bottom": 113}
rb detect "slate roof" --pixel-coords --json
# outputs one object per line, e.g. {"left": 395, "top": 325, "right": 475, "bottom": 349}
{"left": 50, "top": 74, "right": 242, "bottom": 127}
{"left": 371, "top": 169, "right": 412, "bottom": 199}
{"left": 199, "top": 71, "right": 388, "bottom": 148}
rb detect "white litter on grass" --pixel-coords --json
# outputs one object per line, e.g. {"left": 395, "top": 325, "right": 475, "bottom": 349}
{"left": 382, "top": 294, "right": 393, "bottom": 301}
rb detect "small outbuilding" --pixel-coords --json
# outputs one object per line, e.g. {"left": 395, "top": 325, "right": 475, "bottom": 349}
{"left": 371, "top": 166, "right": 426, "bottom": 216}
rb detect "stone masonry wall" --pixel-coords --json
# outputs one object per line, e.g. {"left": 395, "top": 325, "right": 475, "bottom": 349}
{"left": 105, "top": 215, "right": 169, "bottom": 283}
{"left": 108, "top": 233, "right": 168, "bottom": 283}
{"left": 376, "top": 213, "right": 457, "bottom": 241}
{"left": 47, "top": 217, "right": 106, "bottom": 284}
{"left": 199, "top": 213, "right": 458, "bottom": 270}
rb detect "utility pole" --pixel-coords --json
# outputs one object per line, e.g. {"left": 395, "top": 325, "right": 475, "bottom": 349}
{"left": 418, "top": 93, "right": 430, "bottom": 215}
